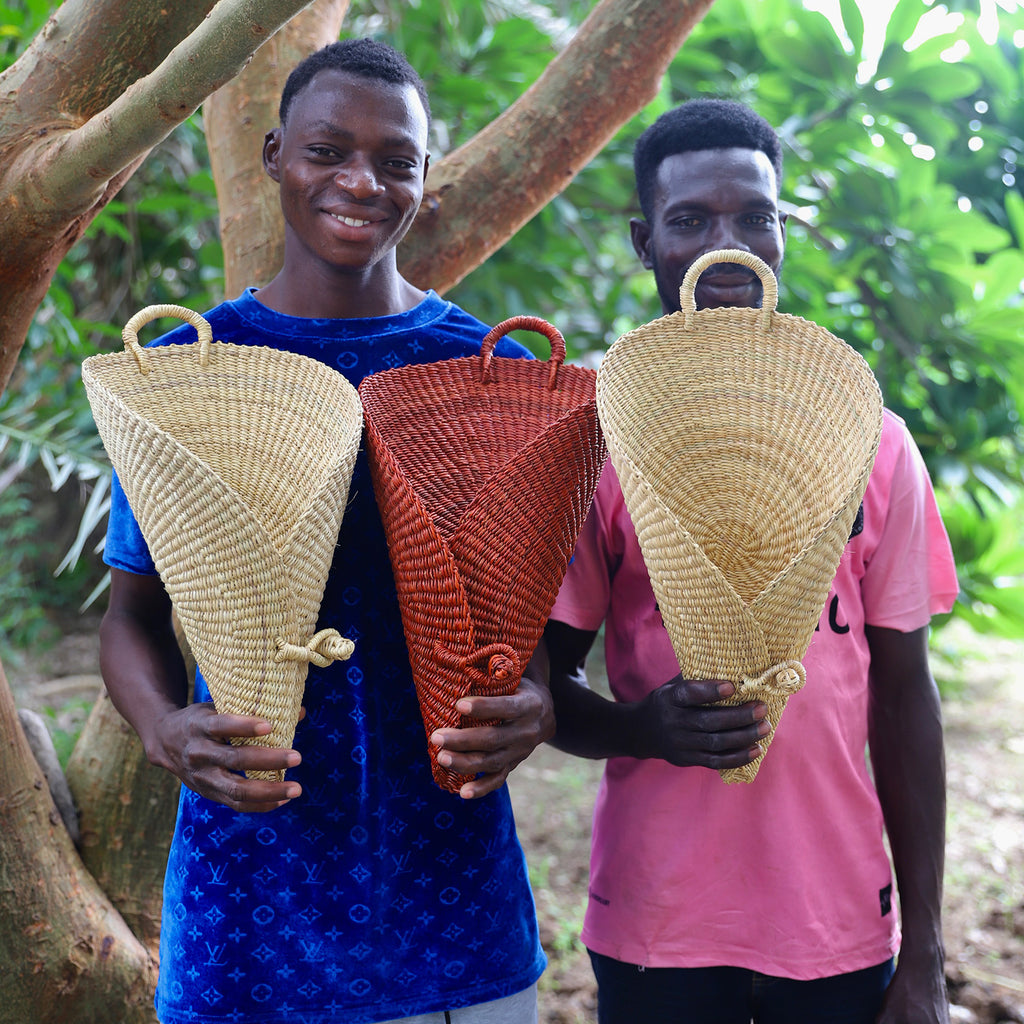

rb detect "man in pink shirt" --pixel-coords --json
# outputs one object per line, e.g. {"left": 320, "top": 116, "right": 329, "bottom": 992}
{"left": 537, "top": 100, "right": 959, "bottom": 1023}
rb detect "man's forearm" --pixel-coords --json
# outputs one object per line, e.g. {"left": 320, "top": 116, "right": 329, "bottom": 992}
{"left": 99, "top": 600, "right": 189, "bottom": 760}
{"left": 867, "top": 625, "right": 946, "bottom": 967}
{"left": 548, "top": 667, "right": 649, "bottom": 760}
{"left": 871, "top": 686, "right": 946, "bottom": 961}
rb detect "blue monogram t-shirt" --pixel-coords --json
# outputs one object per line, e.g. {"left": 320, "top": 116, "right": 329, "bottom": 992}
{"left": 103, "top": 289, "right": 546, "bottom": 1024}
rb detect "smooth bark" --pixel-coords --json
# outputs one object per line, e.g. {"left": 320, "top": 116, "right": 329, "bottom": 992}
{"left": 65, "top": 690, "right": 181, "bottom": 960}
{"left": 0, "top": 661, "right": 158, "bottom": 1023}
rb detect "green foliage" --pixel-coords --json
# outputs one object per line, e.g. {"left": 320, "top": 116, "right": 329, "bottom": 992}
{"left": 39, "top": 697, "right": 96, "bottom": 770}
{"left": 0, "top": 478, "right": 55, "bottom": 658}
{"left": 0, "top": 94, "right": 222, "bottom": 649}
{"left": 5, "top": 0, "right": 1024, "bottom": 640}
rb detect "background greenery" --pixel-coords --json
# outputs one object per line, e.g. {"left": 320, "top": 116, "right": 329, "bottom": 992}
{"left": 2, "top": 0, "right": 1023, "bottom": 657}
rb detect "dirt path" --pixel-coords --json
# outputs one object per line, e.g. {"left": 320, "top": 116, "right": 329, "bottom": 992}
{"left": 6, "top": 619, "right": 1024, "bottom": 1022}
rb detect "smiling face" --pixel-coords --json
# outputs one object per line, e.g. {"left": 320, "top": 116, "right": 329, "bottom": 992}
{"left": 631, "top": 146, "right": 786, "bottom": 314}
{"left": 263, "top": 68, "right": 429, "bottom": 291}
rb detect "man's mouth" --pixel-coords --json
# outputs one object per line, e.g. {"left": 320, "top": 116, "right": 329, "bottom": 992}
{"left": 699, "top": 268, "right": 758, "bottom": 288}
{"left": 330, "top": 213, "right": 373, "bottom": 228}
{"left": 692, "top": 271, "right": 761, "bottom": 308}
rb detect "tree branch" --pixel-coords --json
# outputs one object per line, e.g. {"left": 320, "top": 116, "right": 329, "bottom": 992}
{"left": 0, "top": 0, "right": 220, "bottom": 125}
{"left": 399, "top": 0, "right": 718, "bottom": 292}
{"left": 22, "top": 0, "right": 318, "bottom": 219}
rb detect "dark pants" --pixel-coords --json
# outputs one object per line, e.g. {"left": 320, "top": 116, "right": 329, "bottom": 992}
{"left": 589, "top": 951, "right": 896, "bottom": 1024}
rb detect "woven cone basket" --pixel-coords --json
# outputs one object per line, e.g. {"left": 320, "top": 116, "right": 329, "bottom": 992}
{"left": 82, "top": 304, "right": 363, "bottom": 780}
{"left": 597, "top": 250, "right": 883, "bottom": 783}
{"left": 359, "top": 316, "right": 606, "bottom": 792}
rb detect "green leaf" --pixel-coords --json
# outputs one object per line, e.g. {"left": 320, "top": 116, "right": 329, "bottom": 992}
{"left": 888, "top": 62, "right": 982, "bottom": 103}
{"left": 1005, "top": 191, "right": 1024, "bottom": 249}
{"left": 838, "top": 0, "right": 865, "bottom": 55}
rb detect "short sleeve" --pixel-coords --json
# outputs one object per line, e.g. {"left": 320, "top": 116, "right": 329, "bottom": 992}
{"left": 550, "top": 461, "right": 621, "bottom": 632}
{"left": 861, "top": 417, "right": 958, "bottom": 629}
{"left": 103, "top": 470, "right": 157, "bottom": 576}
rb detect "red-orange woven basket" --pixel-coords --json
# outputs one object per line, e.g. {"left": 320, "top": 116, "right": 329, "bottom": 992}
{"left": 359, "top": 315, "right": 606, "bottom": 791}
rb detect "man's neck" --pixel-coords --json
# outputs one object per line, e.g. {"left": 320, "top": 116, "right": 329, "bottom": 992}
{"left": 254, "top": 259, "right": 426, "bottom": 320}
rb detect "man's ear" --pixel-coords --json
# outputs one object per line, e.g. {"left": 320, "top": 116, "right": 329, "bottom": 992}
{"left": 630, "top": 217, "right": 654, "bottom": 269}
{"left": 263, "top": 128, "right": 283, "bottom": 183}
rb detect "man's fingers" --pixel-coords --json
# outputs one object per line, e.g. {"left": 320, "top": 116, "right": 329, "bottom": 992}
{"left": 204, "top": 712, "right": 277, "bottom": 741}
{"left": 458, "top": 771, "right": 510, "bottom": 800}
{"left": 431, "top": 724, "right": 503, "bottom": 752}
{"left": 190, "top": 761, "right": 303, "bottom": 812}
{"left": 454, "top": 693, "right": 522, "bottom": 721}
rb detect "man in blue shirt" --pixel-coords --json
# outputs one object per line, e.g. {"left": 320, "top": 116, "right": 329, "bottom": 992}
{"left": 100, "top": 37, "right": 549, "bottom": 1024}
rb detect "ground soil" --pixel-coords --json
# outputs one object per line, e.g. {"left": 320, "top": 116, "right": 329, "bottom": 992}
{"left": 6, "top": 618, "right": 1024, "bottom": 1022}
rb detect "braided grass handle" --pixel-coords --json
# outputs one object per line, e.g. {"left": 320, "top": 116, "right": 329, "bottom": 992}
{"left": 679, "top": 249, "right": 778, "bottom": 331}
{"left": 122, "top": 303, "right": 213, "bottom": 374}
{"left": 480, "top": 315, "right": 567, "bottom": 390}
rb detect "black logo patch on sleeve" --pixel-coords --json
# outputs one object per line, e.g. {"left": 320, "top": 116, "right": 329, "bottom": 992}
{"left": 849, "top": 503, "right": 864, "bottom": 540}
{"left": 879, "top": 883, "right": 893, "bottom": 917}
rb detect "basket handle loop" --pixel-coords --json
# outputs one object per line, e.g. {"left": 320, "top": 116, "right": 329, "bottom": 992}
{"left": 480, "top": 315, "right": 566, "bottom": 390}
{"left": 679, "top": 249, "right": 777, "bottom": 332}
{"left": 122, "top": 303, "right": 213, "bottom": 375}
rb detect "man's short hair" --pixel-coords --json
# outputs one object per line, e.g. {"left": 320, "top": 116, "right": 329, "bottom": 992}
{"left": 279, "top": 37, "right": 431, "bottom": 128}
{"left": 633, "top": 99, "right": 783, "bottom": 219}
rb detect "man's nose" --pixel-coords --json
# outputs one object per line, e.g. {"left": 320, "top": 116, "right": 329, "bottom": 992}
{"left": 334, "top": 157, "right": 384, "bottom": 197}
{"left": 705, "top": 218, "right": 748, "bottom": 253}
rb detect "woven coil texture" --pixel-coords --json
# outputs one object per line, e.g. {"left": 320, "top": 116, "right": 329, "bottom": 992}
{"left": 359, "top": 316, "right": 607, "bottom": 792}
{"left": 597, "top": 250, "right": 883, "bottom": 783}
{"left": 82, "top": 304, "right": 363, "bottom": 780}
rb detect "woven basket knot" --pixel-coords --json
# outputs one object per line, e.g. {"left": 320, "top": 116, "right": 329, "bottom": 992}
{"left": 737, "top": 660, "right": 806, "bottom": 697}
{"left": 487, "top": 651, "right": 519, "bottom": 684}
{"left": 433, "top": 642, "right": 522, "bottom": 690}
{"left": 275, "top": 628, "right": 355, "bottom": 668}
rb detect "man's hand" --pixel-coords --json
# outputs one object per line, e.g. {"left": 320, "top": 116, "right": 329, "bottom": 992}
{"left": 630, "top": 676, "right": 770, "bottom": 768}
{"left": 148, "top": 702, "right": 303, "bottom": 813}
{"left": 429, "top": 675, "right": 555, "bottom": 800}
{"left": 875, "top": 954, "right": 950, "bottom": 1024}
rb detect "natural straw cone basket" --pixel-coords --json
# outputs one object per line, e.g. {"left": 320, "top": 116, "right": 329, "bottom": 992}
{"left": 597, "top": 250, "right": 883, "bottom": 783}
{"left": 82, "top": 304, "right": 363, "bottom": 780}
{"left": 359, "top": 316, "right": 606, "bottom": 792}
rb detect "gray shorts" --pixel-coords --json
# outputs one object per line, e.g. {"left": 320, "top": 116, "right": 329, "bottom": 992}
{"left": 378, "top": 982, "right": 538, "bottom": 1024}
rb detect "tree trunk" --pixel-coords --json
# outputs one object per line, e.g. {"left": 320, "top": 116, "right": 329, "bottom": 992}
{"left": 0, "top": 659, "right": 158, "bottom": 1023}
{"left": 64, "top": 613, "right": 195, "bottom": 962}
{"left": 206, "top": 0, "right": 350, "bottom": 297}
{"left": 65, "top": 690, "right": 181, "bottom": 960}
{"left": 398, "top": 0, "right": 717, "bottom": 292}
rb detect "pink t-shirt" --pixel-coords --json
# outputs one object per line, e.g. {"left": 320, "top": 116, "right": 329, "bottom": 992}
{"left": 550, "top": 409, "right": 959, "bottom": 979}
